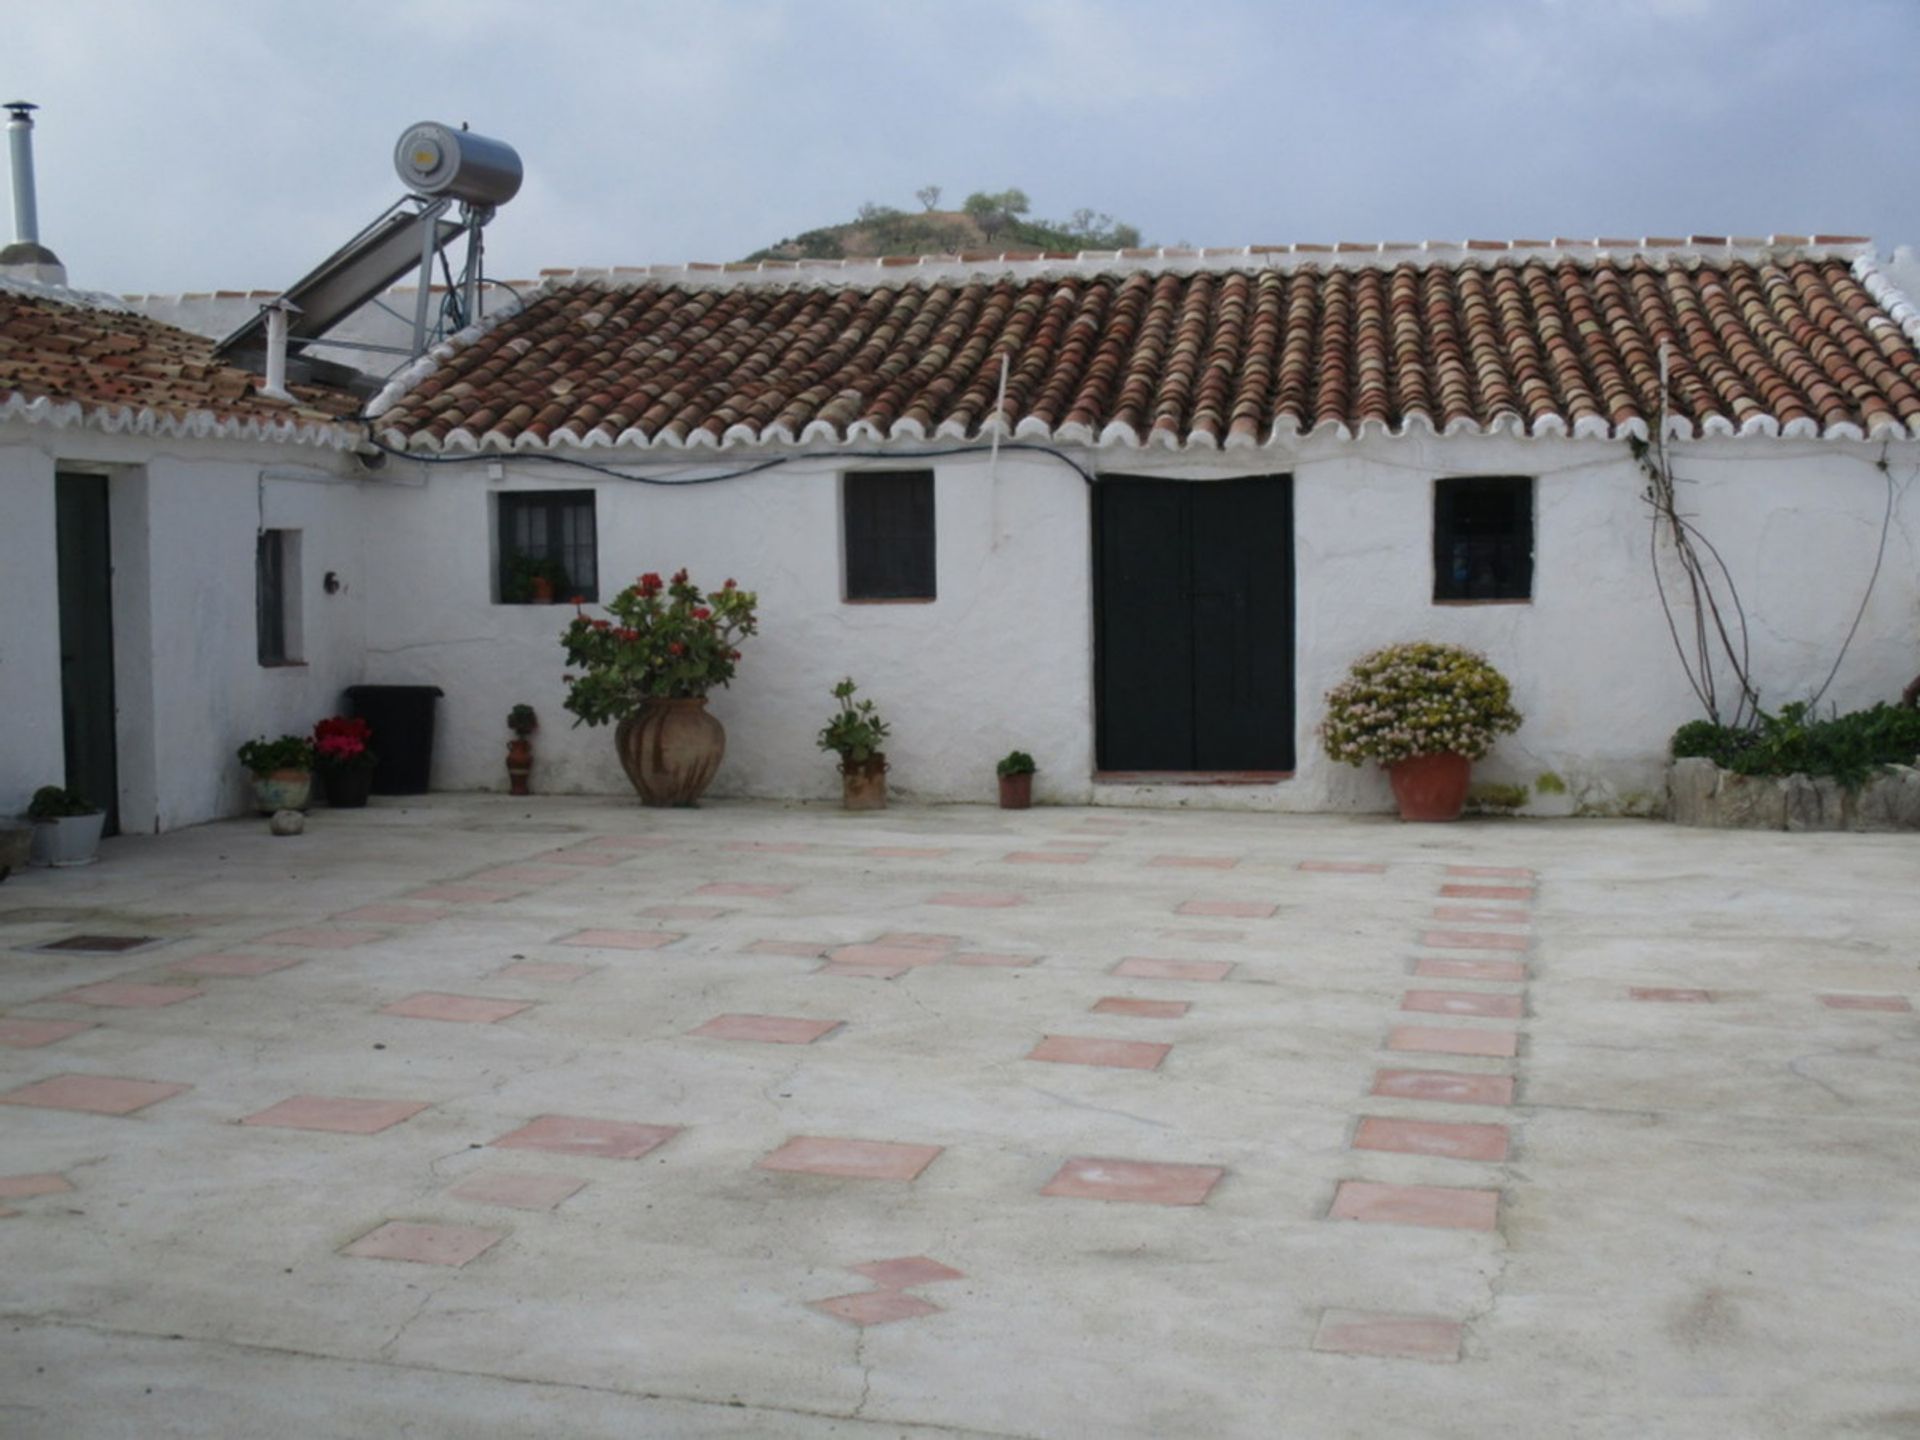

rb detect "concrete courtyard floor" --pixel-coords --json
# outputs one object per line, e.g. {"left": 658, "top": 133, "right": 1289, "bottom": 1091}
{"left": 0, "top": 795, "right": 1915, "bottom": 1439}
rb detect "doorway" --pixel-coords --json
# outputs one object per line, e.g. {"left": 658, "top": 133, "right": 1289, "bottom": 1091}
{"left": 55, "top": 472, "right": 119, "bottom": 833}
{"left": 1094, "top": 475, "right": 1294, "bottom": 773}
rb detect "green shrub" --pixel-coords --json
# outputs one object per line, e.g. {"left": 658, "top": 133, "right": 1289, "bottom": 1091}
{"left": 996, "top": 750, "right": 1037, "bottom": 777}
{"left": 237, "top": 735, "right": 315, "bottom": 774}
{"left": 1670, "top": 703, "right": 1920, "bottom": 786}
{"left": 26, "top": 785, "right": 99, "bottom": 820}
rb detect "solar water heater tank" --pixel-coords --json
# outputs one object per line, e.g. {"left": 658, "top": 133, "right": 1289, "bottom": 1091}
{"left": 393, "top": 123, "right": 522, "bottom": 207}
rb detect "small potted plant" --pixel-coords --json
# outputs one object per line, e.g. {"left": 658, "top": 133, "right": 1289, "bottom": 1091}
{"left": 0, "top": 818, "right": 30, "bottom": 880}
{"left": 25, "top": 786, "right": 105, "bottom": 867}
{"left": 817, "top": 678, "right": 890, "bottom": 810}
{"left": 504, "top": 553, "right": 572, "bottom": 604}
{"left": 237, "top": 735, "right": 316, "bottom": 815}
{"left": 313, "top": 715, "right": 377, "bottom": 808}
{"left": 506, "top": 703, "right": 538, "bottom": 796}
{"left": 996, "top": 750, "right": 1037, "bottom": 809}
{"left": 1320, "top": 641, "right": 1523, "bottom": 821}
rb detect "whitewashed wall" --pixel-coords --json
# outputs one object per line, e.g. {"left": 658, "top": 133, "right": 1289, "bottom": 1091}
{"left": 0, "top": 427, "right": 367, "bottom": 831}
{"left": 356, "top": 435, "right": 1920, "bottom": 816}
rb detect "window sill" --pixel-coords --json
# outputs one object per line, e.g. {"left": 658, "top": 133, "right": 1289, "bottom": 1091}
{"left": 1094, "top": 770, "right": 1294, "bottom": 786}
{"left": 258, "top": 660, "right": 308, "bottom": 670}
{"left": 1432, "top": 598, "right": 1532, "bottom": 607}
{"left": 843, "top": 596, "right": 936, "bottom": 605}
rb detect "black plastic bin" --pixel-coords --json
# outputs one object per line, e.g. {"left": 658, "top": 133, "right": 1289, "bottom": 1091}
{"left": 343, "top": 685, "right": 444, "bottom": 795}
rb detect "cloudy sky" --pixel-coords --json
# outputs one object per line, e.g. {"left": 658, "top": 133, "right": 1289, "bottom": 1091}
{"left": 11, "top": 0, "right": 1918, "bottom": 295}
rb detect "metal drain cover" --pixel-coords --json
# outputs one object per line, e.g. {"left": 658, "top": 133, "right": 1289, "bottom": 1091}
{"left": 39, "top": 934, "right": 161, "bottom": 953}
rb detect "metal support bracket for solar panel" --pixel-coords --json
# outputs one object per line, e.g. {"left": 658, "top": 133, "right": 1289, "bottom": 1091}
{"left": 214, "top": 122, "right": 522, "bottom": 380}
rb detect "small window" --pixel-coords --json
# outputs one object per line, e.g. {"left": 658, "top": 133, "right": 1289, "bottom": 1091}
{"left": 1434, "top": 476, "right": 1532, "bottom": 602}
{"left": 844, "top": 470, "right": 935, "bottom": 601}
{"left": 498, "top": 490, "right": 597, "bottom": 603}
{"left": 256, "top": 529, "right": 302, "bottom": 664}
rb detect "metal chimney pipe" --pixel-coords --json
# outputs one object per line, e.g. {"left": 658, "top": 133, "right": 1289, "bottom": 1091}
{"left": 259, "top": 297, "right": 299, "bottom": 402}
{"left": 6, "top": 102, "right": 41, "bottom": 245}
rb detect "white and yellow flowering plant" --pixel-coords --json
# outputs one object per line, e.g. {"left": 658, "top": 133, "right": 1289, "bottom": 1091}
{"left": 1320, "top": 642, "right": 1522, "bottom": 766}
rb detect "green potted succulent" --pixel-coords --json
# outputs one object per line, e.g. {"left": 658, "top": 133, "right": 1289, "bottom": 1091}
{"left": 996, "top": 750, "right": 1037, "bottom": 809}
{"left": 25, "top": 785, "right": 105, "bottom": 867}
{"left": 1320, "top": 642, "right": 1522, "bottom": 821}
{"left": 237, "top": 735, "right": 316, "bottom": 815}
{"left": 817, "top": 678, "right": 891, "bottom": 810}
{"left": 312, "top": 715, "right": 377, "bottom": 809}
{"left": 506, "top": 703, "right": 538, "bottom": 796}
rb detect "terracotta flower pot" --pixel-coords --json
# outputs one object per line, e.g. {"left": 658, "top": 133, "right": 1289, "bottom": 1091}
{"left": 998, "top": 772, "right": 1033, "bottom": 809}
{"left": 840, "top": 754, "right": 888, "bottom": 811}
{"left": 506, "top": 737, "right": 533, "bottom": 797}
{"left": 1386, "top": 752, "right": 1471, "bottom": 822}
{"left": 616, "top": 697, "right": 725, "bottom": 807}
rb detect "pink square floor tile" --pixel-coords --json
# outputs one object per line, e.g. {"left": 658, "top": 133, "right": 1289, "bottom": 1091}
{"left": 875, "top": 933, "right": 961, "bottom": 949}
{"left": 341, "top": 1221, "right": 504, "bottom": 1267}
{"left": 1298, "top": 860, "right": 1388, "bottom": 874}
{"left": 828, "top": 943, "right": 944, "bottom": 968}
{"left": 641, "top": 906, "right": 731, "bottom": 922}
{"left": 815, "top": 962, "right": 911, "bottom": 980}
{"left": 928, "top": 892, "right": 1026, "bottom": 909}
{"left": 0, "top": 1074, "right": 189, "bottom": 1115}
{"left": 559, "top": 928, "right": 682, "bottom": 951}
{"left": 1149, "top": 855, "right": 1239, "bottom": 870}
{"left": 1415, "top": 958, "right": 1527, "bottom": 983}
{"left": 1422, "top": 929, "right": 1528, "bottom": 953}
{"left": 1402, "top": 990, "right": 1523, "bottom": 1021}
{"left": 1819, "top": 993, "right": 1912, "bottom": 1012}
{"left": 0, "top": 1018, "right": 97, "bottom": 1049}
{"left": 694, "top": 882, "right": 795, "bottom": 898}
{"left": 53, "top": 982, "right": 202, "bottom": 1009}
{"left": 748, "top": 939, "right": 831, "bottom": 957}
{"left": 467, "top": 865, "right": 578, "bottom": 886}
{"left": 1446, "top": 865, "right": 1534, "bottom": 880}
{"left": 171, "top": 953, "right": 302, "bottom": 977}
{"left": 381, "top": 992, "right": 534, "bottom": 1024}
{"left": 253, "top": 927, "right": 386, "bottom": 950}
{"left": 1029, "top": 1035, "right": 1171, "bottom": 1070}
{"left": 1439, "top": 884, "right": 1534, "bottom": 902}
{"left": 811, "top": 1291, "right": 941, "bottom": 1326}
{"left": 579, "top": 835, "right": 676, "bottom": 851}
{"left": 491, "top": 1114, "right": 681, "bottom": 1160}
{"left": 947, "top": 952, "right": 1039, "bottom": 968}
{"left": 407, "top": 884, "right": 520, "bottom": 904}
{"left": 1041, "top": 1156, "right": 1225, "bottom": 1206}
{"left": 866, "top": 847, "right": 953, "bottom": 859}
{"left": 1177, "top": 899, "right": 1277, "bottom": 919}
{"left": 1630, "top": 987, "right": 1713, "bottom": 1003}
{"left": 1432, "top": 905, "right": 1531, "bottom": 926}
{"left": 851, "top": 1255, "right": 965, "bottom": 1288}
{"left": 1004, "top": 851, "right": 1093, "bottom": 865}
{"left": 1387, "top": 1026, "right": 1519, "bottom": 1059}
{"left": 723, "top": 840, "right": 812, "bottom": 853}
{"left": 0, "top": 1172, "right": 74, "bottom": 1198}
{"left": 538, "top": 850, "right": 627, "bottom": 868}
{"left": 494, "top": 961, "right": 594, "bottom": 984}
{"left": 1093, "top": 997, "right": 1190, "bottom": 1019}
{"left": 1353, "top": 1116, "right": 1510, "bottom": 1163}
{"left": 691, "top": 1014, "right": 842, "bottom": 1045}
{"left": 242, "top": 1096, "right": 428, "bottom": 1134}
{"left": 1313, "top": 1309, "right": 1463, "bottom": 1362}
{"left": 335, "top": 903, "right": 449, "bottom": 925}
{"left": 1329, "top": 1180, "right": 1499, "bottom": 1231}
{"left": 1372, "top": 1069, "right": 1515, "bottom": 1107}
{"left": 757, "top": 1136, "right": 943, "bottom": 1182}
{"left": 1113, "top": 957, "right": 1234, "bottom": 983}
{"left": 449, "top": 1171, "right": 588, "bottom": 1210}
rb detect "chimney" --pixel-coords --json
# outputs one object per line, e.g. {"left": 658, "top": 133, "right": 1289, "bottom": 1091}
{"left": 2, "top": 101, "right": 67, "bottom": 287}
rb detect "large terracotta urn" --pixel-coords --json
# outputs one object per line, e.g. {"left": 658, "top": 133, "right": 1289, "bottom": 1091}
{"left": 616, "top": 697, "right": 726, "bottom": 807}
{"left": 1386, "top": 752, "right": 1471, "bottom": 822}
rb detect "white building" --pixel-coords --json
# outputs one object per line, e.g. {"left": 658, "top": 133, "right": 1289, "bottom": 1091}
{"left": 7, "top": 237, "right": 1920, "bottom": 830}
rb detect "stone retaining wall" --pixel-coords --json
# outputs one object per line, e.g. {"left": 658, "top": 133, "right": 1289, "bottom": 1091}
{"left": 1668, "top": 757, "right": 1920, "bottom": 831}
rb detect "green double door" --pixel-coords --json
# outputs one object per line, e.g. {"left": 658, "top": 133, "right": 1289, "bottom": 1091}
{"left": 56, "top": 473, "right": 118, "bottom": 834}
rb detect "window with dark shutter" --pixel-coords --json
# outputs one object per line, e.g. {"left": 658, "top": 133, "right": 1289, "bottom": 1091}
{"left": 497, "top": 490, "right": 598, "bottom": 603}
{"left": 844, "top": 470, "right": 935, "bottom": 601}
{"left": 1433, "top": 476, "right": 1533, "bottom": 602}
{"left": 256, "top": 529, "right": 289, "bottom": 664}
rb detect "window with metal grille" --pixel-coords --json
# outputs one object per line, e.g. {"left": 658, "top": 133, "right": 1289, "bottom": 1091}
{"left": 1434, "top": 476, "right": 1533, "bottom": 602}
{"left": 844, "top": 470, "right": 935, "bottom": 601}
{"left": 497, "top": 490, "right": 598, "bottom": 603}
{"left": 256, "top": 528, "right": 299, "bottom": 664}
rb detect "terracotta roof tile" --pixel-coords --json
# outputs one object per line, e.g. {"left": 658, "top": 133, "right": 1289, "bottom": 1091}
{"left": 369, "top": 239, "right": 1920, "bottom": 451}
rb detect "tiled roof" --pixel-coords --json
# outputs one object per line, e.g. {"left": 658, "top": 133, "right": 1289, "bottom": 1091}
{"left": 0, "top": 282, "right": 361, "bottom": 449}
{"left": 368, "top": 237, "right": 1920, "bottom": 453}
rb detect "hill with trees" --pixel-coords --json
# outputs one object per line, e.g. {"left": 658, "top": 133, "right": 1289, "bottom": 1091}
{"left": 743, "top": 188, "right": 1144, "bottom": 263}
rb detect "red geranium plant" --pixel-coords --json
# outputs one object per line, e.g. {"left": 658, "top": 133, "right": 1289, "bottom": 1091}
{"left": 312, "top": 715, "right": 376, "bottom": 772}
{"left": 560, "top": 569, "right": 759, "bottom": 726}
